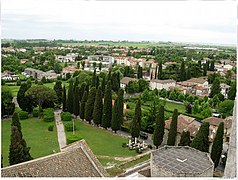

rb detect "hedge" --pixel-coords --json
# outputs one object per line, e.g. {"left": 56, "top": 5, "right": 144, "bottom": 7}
{"left": 48, "top": 125, "right": 54, "bottom": 131}
{"left": 64, "top": 122, "right": 76, "bottom": 132}
{"left": 43, "top": 108, "right": 55, "bottom": 122}
{"left": 121, "top": 125, "right": 130, "bottom": 133}
{"left": 18, "top": 111, "right": 28, "bottom": 120}
{"left": 66, "top": 134, "right": 82, "bottom": 145}
{"left": 32, "top": 108, "right": 39, "bottom": 117}
{"left": 61, "top": 112, "right": 72, "bottom": 121}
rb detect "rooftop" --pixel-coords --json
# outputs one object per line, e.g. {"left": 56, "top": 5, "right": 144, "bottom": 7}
{"left": 151, "top": 146, "right": 214, "bottom": 174}
{"left": 1, "top": 140, "right": 109, "bottom": 177}
{"left": 202, "top": 117, "right": 232, "bottom": 129}
{"left": 150, "top": 79, "right": 176, "bottom": 84}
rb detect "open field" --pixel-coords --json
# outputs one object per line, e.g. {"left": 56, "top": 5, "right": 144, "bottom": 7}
{"left": 1, "top": 118, "right": 59, "bottom": 167}
{"left": 3, "top": 81, "right": 69, "bottom": 97}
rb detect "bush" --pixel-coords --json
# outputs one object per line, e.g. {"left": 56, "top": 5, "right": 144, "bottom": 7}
{"left": 61, "top": 112, "right": 72, "bottom": 121}
{"left": 147, "top": 144, "right": 152, "bottom": 149}
{"left": 43, "top": 108, "right": 55, "bottom": 122}
{"left": 66, "top": 134, "right": 82, "bottom": 144}
{"left": 64, "top": 122, "right": 76, "bottom": 132}
{"left": 18, "top": 110, "right": 28, "bottom": 120}
{"left": 135, "top": 147, "right": 142, "bottom": 154}
{"left": 32, "top": 108, "right": 39, "bottom": 117}
{"left": 122, "top": 142, "right": 127, "bottom": 148}
{"left": 48, "top": 125, "right": 54, "bottom": 131}
{"left": 121, "top": 125, "right": 130, "bottom": 133}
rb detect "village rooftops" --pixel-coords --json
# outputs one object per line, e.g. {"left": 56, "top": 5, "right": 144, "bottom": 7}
{"left": 202, "top": 117, "right": 232, "bottom": 129}
{"left": 151, "top": 146, "right": 214, "bottom": 174}
{"left": 120, "top": 77, "right": 138, "bottom": 85}
{"left": 187, "top": 78, "right": 207, "bottom": 84}
{"left": 150, "top": 79, "right": 176, "bottom": 84}
{"left": 193, "top": 85, "right": 208, "bottom": 91}
{"left": 1, "top": 140, "right": 109, "bottom": 177}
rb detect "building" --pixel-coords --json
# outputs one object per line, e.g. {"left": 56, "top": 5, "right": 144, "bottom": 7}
{"left": 61, "top": 67, "right": 80, "bottom": 77}
{"left": 150, "top": 79, "right": 176, "bottom": 91}
{"left": 187, "top": 78, "right": 209, "bottom": 88}
{"left": 220, "top": 83, "right": 230, "bottom": 98}
{"left": 1, "top": 72, "right": 19, "bottom": 81}
{"left": 87, "top": 55, "right": 115, "bottom": 68}
{"left": 24, "top": 68, "right": 58, "bottom": 80}
{"left": 150, "top": 146, "right": 214, "bottom": 177}
{"left": 193, "top": 85, "right": 209, "bottom": 96}
{"left": 1, "top": 140, "right": 109, "bottom": 177}
{"left": 55, "top": 53, "right": 79, "bottom": 63}
{"left": 120, "top": 77, "right": 138, "bottom": 89}
{"left": 202, "top": 117, "right": 232, "bottom": 142}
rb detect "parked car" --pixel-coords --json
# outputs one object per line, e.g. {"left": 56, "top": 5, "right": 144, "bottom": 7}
{"left": 140, "top": 131, "right": 148, "bottom": 140}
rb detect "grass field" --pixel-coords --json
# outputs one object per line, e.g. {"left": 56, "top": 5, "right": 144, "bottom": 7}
{"left": 164, "top": 101, "right": 186, "bottom": 113}
{"left": 3, "top": 81, "right": 69, "bottom": 97}
{"left": 1, "top": 118, "right": 59, "bottom": 167}
{"left": 64, "top": 120, "right": 136, "bottom": 157}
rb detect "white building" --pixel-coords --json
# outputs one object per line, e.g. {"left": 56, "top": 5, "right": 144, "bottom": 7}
{"left": 220, "top": 83, "right": 230, "bottom": 98}
{"left": 150, "top": 79, "right": 176, "bottom": 91}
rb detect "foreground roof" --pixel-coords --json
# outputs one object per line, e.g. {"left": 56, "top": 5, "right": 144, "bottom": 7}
{"left": 1, "top": 140, "right": 109, "bottom": 177}
{"left": 151, "top": 146, "right": 214, "bottom": 174}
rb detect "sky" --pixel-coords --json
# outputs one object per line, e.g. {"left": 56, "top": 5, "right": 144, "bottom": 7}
{"left": 1, "top": 0, "right": 237, "bottom": 45}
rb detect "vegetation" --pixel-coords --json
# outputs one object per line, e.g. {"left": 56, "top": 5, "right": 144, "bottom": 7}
{"left": 66, "top": 134, "right": 82, "bottom": 145}
{"left": 80, "top": 91, "right": 88, "bottom": 119}
{"left": 167, "top": 109, "right": 178, "bottom": 146}
{"left": 153, "top": 106, "right": 165, "bottom": 148}
{"left": 1, "top": 87, "right": 15, "bottom": 117}
{"left": 43, "top": 108, "right": 55, "bottom": 122}
{"left": 18, "top": 110, "right": 29, "bottom": 120}
{"left": 61, "top": 112, "right": 72, "bottom": 121}
{"left": 84, "top": 87, "right": 96, "bottom": 123}
{"left": 130, "top": 99, "right": 142, "bottom": 138}
{"left": 93, "top": 86, "right": 103, "bottom": 126}
{"left": 178, "top": 131, "right": 191, "bottom": 146}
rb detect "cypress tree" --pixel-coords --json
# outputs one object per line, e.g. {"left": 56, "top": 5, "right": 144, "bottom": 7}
{"left": 9, "top": 126, "right": 32, "bottom": 165}
{"left": 210, "top": 60, "right": 215, "bottom": 71}
{"left": 62, "top": 85, "right": 67, "bottom": 112}
{"left": 178, "top": 131, "right": 191, "bottom": 146}
{"left": 154, "top": 65, "right": 158, "bottom": 79}
{"left": 153, "top": 105, "right": 165, "bottom": 148}
{"left": 96, "top": 76, "right": 100, "bottom": 89}
{"left": 92, "top": 69, "right": 97, "bottom": 87}
{"left": 74, "top": 77, "right": 79, "bottom": 92}
{"left": 167, "top": 109, "right": 178, "bottom": 146}
{"left": 93, "top": 86, "right": 103, "bottom": 126}
{"left": 101, "top": 81, "right": 112, "bottom": 129}
{"left": 79, "top": 82, "right": 86, "bottom": 101}
{"left": 11, "top": 112, "right": 22, "bottom": 138}
{"left": 111, "top": 98, "right": 120, "bottom": 133}
{"left": 117, "top": 88, "right": 124, "bottom": 125}
{"left": 80, "top": 91, "right": 88, "bottom": 119}
{"left": 84, "top": 87, "right": 96, "bottom": 124}
{"left": 186, "top": 67, "right": 191, "bottom": 80}
{"left": 107, "top": 70, "right": 111, "bottom": 83}
{"left": 203, "top": 63, "right": 207, "bottom": 76}
{"left": 211, "top": 122, "right": 224, "bottom": 167}
{"left": 101, "top": 76, "right": 106, "bottom": 96}
{"left": 209, "top": 78, "right": 221, "bottom": 98}
{"left": 53, "top": 80, "right": 63, "bottom": 104}
{"left": 73, "top": 86, "right": 80, "bottom": 116}
{"left": 17, "top": 83, "right": 34, "bottom": 113}
{"left": 180, "top": 61, "right": 186, "bottom": 81}
{"left": 191, "top": 122, "right": 210, "bottom": 152}
{"left": 67, "top": 79, "right": 74, "bottom": 113}
{"left": 130, "top": 99, "right": 142, "bottom": 138}
{"left": 158, "top": 61, "right": 162, "bottom": 80}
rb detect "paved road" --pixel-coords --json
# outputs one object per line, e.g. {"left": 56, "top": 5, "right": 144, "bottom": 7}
{"left": 54, "top": 110, "right": 67, "bottom": 150}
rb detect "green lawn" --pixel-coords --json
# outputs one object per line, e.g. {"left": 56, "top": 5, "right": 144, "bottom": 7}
{"left": 1, "top": 118, "right": 59, "bottom": 167}
{"left": 2, "top": 85, "right": 21, "bottom": 97}
{"left": 64, "top": 120, "right": 136, "bottom": 157}
{"left": 164, "top": 101, "right": 186, "bottom": 113}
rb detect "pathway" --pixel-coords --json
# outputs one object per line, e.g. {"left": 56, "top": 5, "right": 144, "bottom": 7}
{"left": 54, "top": 109, "right": 67, "bottom": 150}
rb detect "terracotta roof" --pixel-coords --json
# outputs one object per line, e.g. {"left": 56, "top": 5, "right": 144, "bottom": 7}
{"left": 1, "top": 140, "right": 109, "bottom": 177}
{"left": 187, "top": 78, "right": 207, "bottom": 84}
{"left": 177, "top": 81, "right": 194, "bottom": 87}
{"left": 202, "top": 117, "right": 231, "bottom": 129}
{"left": 193, "top": 85, "right": 208, "bottom": 91}
{"left": 63, "top": 67, "right": 80, "bottom": 71}
{"left": 150, "top": 79, "right": 176, "bottom": 84}
{"left": 120, "top": 77, "right": 138, "bottom": 85}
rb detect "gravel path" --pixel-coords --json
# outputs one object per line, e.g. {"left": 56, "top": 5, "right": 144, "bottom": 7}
{"left": 54, "top": 110, "right": 67, "bottom": 150}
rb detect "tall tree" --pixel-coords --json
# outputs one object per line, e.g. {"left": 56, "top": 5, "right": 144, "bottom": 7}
{"left": 130, "top": 99, "right": 142, "bottom": 138}
{"left": 180, "top": 61, "right": 186, "bottom": 81}
{"left": 203, "top": 63, "right": 207, "bottom": 76}
{"left": 81, "top": 61, "right": 85, "bottom": 70}
{"left": 178, "top": 131, "right": 191, "bottom": 146}
{"left": 92, "top": 69, "right": 97, "bottom": 87}
{"left": 93, "top": 86, "right": 103, "bottom": 126}
{"left": 191, "top": 122, "right": 210, "bottom": 152}
{"left": 186, "top": 67, "right": 191, "bottom": 80}
{"left": 17, "top": 83, "right": 34, "bottom": 113}
{"left": 209, "top": 78, "right": 221, "bottom": 98}
{"left": 211, "top": 122, "right": 224, "bottom": 167}
{"left": 167, "top": 109, "right": 178, "bottom": 146}
{"left": 153, "top": 105, "right": 165, "bottom": 148}
{"left": 9, "top": 126, "right": 32, "bottom": 165}
{"left": 84, "top": 87, "right": 96, "bottom": 124}
{"left": 210, "top": 60, "right": 215, "bottom": 71}
{"left": 53, "top": 80, "right": 63, "bottom": 104}
{"left": 154, "top": 65, "right": 158, "bottom": 79}
{"left": 25, "top": 85, "right": 57, "bottom": 117}
{"left": 11, "top": 112, "right": 22, "bottom": 138}
{"left": 111, "top": 98, "right": 121, "bottom": 133}
{"left": 2, "top": 87, "right": 15, "bottom": 116}
{"left": 79, "top": 82, "right": 86, "bottom": 101}
{"left": 73, "top": 86, "right": 80, "bottom": 117}
{"left": 101, "top": 81, "right": 112, "bottom": 129}
{"left": 62, "top": 85, "right": 67, "bottom": 112}
{"left": 117, "top": 88, "right": 124, "bottom": 125}
{"left": 80, "top": 91, "right": 88, "bottom": 119}
{"left": 101, "top": 76, "right": 106, "bottom": 96}
{"left": 67, "top": 79, "right": 74, "bottom": 113}
{"left": 158, "top": 61, "right": 163, "bottom": 80}
{"left": 228, "top": 82, "right": 236, "bottom": 100}
{"left": 111, "top": 72, "right": 120, "bottom": 92}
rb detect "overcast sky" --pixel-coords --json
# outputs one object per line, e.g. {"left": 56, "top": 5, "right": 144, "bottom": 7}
{"left": 2, "top": 0, "right": 237, "bottom": 45}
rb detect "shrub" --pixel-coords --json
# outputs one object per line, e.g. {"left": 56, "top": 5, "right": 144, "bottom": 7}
{"left": 122, "top": 142, "right": 127, "bottom": 148}
{"left": 64, "top": 122, "right": 76, "bottom": 132}
{"left": 61, "top": 112, "right": 72, "bottom": 121}
{"left": 18, "top": 110, "right": 28, "bottom": 120}
{"left": 43, "top": 108, "right": 55, "bottom": 122}
{"left": 48, "top": 125, "right": 54, "bottom": 131}
{"left": 66, "top": 134, "right": 82, "bottom": 145}
{"left": 135, "top": 147, "right": 142, "bottom": 154}
{"left": 147, "top": 144, "right": 152, "bottom": 149}
{"left": 32, "top": 108, "right": 39, "bottom": 117}
{"left": 121, "top": 125, "right": 130, "bottom": 133}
